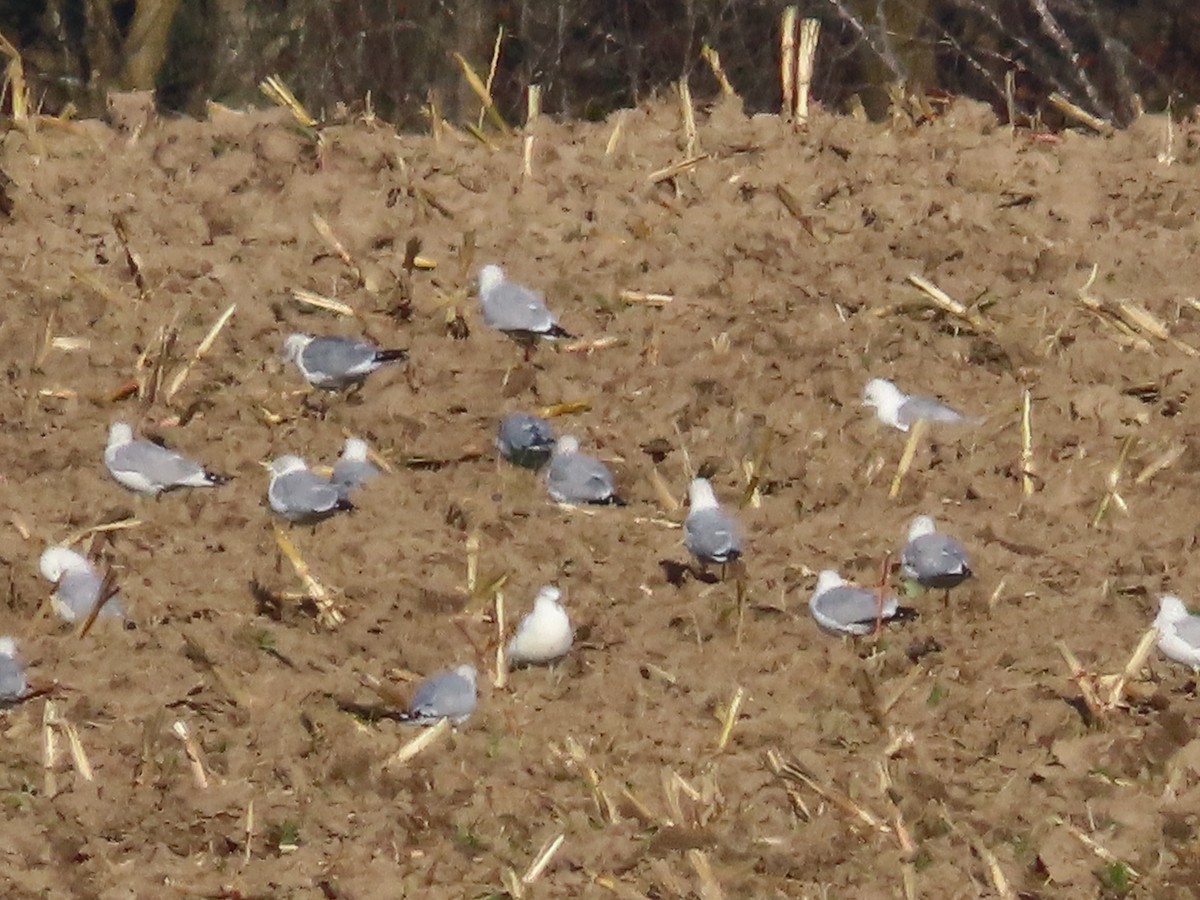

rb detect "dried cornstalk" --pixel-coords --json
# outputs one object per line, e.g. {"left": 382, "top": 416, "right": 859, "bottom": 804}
{"left": 291, "top": 288, "right": 356, "bottom": 317}
{"left": 273, "top": 525, "right": 345, "bottom": 628}
{"left": 647, "top": 155, "right": 708, "bottom": 184}
{"left": 716, "top": 685, "right": 745, "bottom": 752}
{"left": 700, "top": 45, "right": 735, "bottom": 96}
{"left": 889, "top": 418, "right": 927, "bottom": 499}
{"left": 780, "top": 7, "right": 798, "bottom": 118}
{"left": 166, "top": 302, "right": 236, "bottom": 401}
{"left": 172, "top": 720, "right": 209, "bottom": 788}
{"left": 259, "top": 75, "right": 316, "bottom": 127}
{"left": 383, "top": 717, "right": 451, "bottom": 768}
{"left": 794, "top": 19, "right": 821, "bottom": 122}
{"left": 906, "top": 273, "right": 993, "bottom": 332}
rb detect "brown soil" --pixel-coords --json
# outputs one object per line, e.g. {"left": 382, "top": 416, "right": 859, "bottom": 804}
{"left": 2, "top": 94, "right": 1200, "bottom": 898}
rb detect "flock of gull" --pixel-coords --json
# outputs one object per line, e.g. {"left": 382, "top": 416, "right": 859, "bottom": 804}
{"left": 4, "top": 263, "right": 1200, "bottom": 716}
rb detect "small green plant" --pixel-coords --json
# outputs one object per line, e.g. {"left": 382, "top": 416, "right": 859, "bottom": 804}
{"left": 927, "top": 684, "right": 945, "bottom": 706}
{"left": 1100, "top": 861, "right": 1133, "bottom": 895}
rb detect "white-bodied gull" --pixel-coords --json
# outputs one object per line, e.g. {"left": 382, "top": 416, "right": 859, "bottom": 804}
{"left": 38, "top": 546, "right": 125, "bottom": 623}
{"left": 105, "top": 422, "right": 228, "bottom": 496}
{"left": 546, "top": 436, "right": 624, "bottom": 506}
{"left": 399, "top": 664, "right": 478, "bottom": 725}
{"left": 496, "top": 412, "right": 556, "bottom": 470}
{"left": 478, "top": 264, "right": 573, "bottom": 357}
{"left": 507, "top": 586, "right": 573, "bottom": 667}
{"left": 331, "top": 437, "right": 380, "bottom": 500}
{"left": 1154, "top": 595, "right": 1200, "bottom": 670}
{"left": 0, "top": 637, "right": 28, "bottom": 704}
{"left": 266, "top": 455, "right": 354, "bottom": 523}
{"left": 862, "top": 378, "right": 972, "bottom": 432}
{"left": 683, "top": 477, "right": 742, "bottom": 578}
{"left": 900, "top": 515, "right": 972, "bottom": 596}
{"left": 282, "top": 333, "right": 408, "bottom": 390}
{"left": 809, "top": 569, "right": 916, "bottom": 636}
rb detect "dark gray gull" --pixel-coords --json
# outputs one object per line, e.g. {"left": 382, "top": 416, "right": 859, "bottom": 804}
{"left": 331, "top": 437, "right": 380, "bottom": 500}
{"left": 282, "top": 333, "right": 408, "bottom": 390}
{"left": 862, "top": 378, "right": 972, "bottom": 432}
{"left": 809, "top": 569, "right": 916, "bottom": 636}
{"left": 266, "top": 455, "right": 354, "bottom": 523}
{"left": 507, "top": 586, "right": 573, "bottom": 667}
{"left": 496, "top": 412, "right": 556, "bottom": 470}
{"left": 399, "top": 664, "right": 478, "bottom": 725}
{"left": 683, "top": 477, "right": 742, "bottom": 577}
{"left": 1154, "top": 596, "right": 1200, "bottom": 670}
{"left": 38, "top": 546, "right": 125, "bottom": 623}
{"left": 546, "top": 436, "right": 624, "bottom": 506}
{"left": 105, "top": 422, "right": 228, "bottom": 496}
{"left": 478, "top": 264, "right": 573, "bottom": 355}
{"left": 0, "top": 637, "right": 28, "bottom": 704}
{"left": 900, "top": 515, "right": 972, "bottom": 594}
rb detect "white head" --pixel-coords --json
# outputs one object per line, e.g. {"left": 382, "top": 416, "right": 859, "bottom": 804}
{"left": 453, "top": 664, "right": 478, "bottom": 687}
{"left": 107, "top": 421, "right": 134, "bottom": 448}
{"left": 0, "top": 636, "right": 17, "bottom": 659}
{"left": 479, "top": 264, "right": 505, "bottom": 295}
{"left": 342, "top": 437, "right": 369, "bottom": 461}
{"left": 814, "top": 569, "right": 845, "bottom": 597}
{"left": 39, "top": 546, "right": 89, "bottom": 583}
{"left": 907, "top": 515, "right": 937, "bottom": 541}
{"left": 553, "top": 435, "right": 581, "bottom": 457}
{"left": 534, "top": 585, "right": 563, "bottom": 609}
{"left": 688, "top": 478, "right": 719, "bottom": 511}
{"left": 269, "top": 455, "right": 308, "bottom": 477}
{"left": 1156, "top": 595, "right": 1191, "bottom": 628}
{"left": 282, "top": 333, "right": 312, "bottom": 362}
{"left": 862, "top": 378, "right": 906, "bottom": 424}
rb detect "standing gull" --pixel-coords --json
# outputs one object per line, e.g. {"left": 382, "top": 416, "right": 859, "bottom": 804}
{"left": 683, "top": 477, "right": 742, "bottom": 579}
{"left": 1153, "top": 596, "right": 1200, "bottom": 670}
{"left": 497, "top": 412, "right": 556, "bottom": 470}
{"left": 809, "top": 569, "right": 916, "bottom": 636}
{"left": 862, "top": 378, "right": 972, "bottom": 432}
{"left": 282, "top": 334, "right": 408, "bottom": 391}
{"left": 546, "top": 436, "right": 625, "bottom": 506}
{"left": 478, "top": 264, "right": 573, "bottom": 357}
{"left": 266, "top": 456, "right": 354, "bottom": 523}
{"left": 38, "top": 546, "right": 125, "bottom": 623}
{"left": 105, "top": 422, "right": 228, "bottom": 496}
{"left": 399, "top": 664, "right": 478, "bottom": 725}
{"left": 507, "top": 586, "right": 573, "bottom": 667}
{"left": 331, "top": 437, "right": 380, "bottom": 500}
{"left": 900, "top": 515, "right": 972, "bottom": 599}
{"left": 0, "top": 637, "right": 28, "bottom": 704}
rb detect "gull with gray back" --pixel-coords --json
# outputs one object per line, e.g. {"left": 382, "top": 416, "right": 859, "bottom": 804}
{"left": 282, "top": 333, "right": 408, "bottom": 390}
{"left": 105, "top": 422, "right": 228, "bottom": 496}
{"left": 546, "top": 436, "right": 624, "bottom": 506}
{"left": 399, "top": 664, "right": 478, "bottom": 725}
{"left": 267, "top": 455, "right": 354, "bottom": 523}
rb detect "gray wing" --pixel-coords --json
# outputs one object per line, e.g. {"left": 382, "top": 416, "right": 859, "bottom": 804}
{"left": 303, "top": 337, "right": 379, "bottom": 379}
{"left": 497, "top": 414, "right": 555, "bottom": 465}
{"left": 683, "top": 508, "right": 741, "bottom": 564}
{"left": 898, "top": 395, "right": 966, "bottom": 428}
{"left": 271, "top": 470, "right": 345, "bottom": 519}
{"left": 331, "top": 459, "right": 379, "bottom": 497}
{"left": 1174, "top": 617, "right": 1200, "bottom": 649}
{"left": 548, "top": 454, "right": 616, "bottom": 503}
{"left": 55, "top": 569, "right": 123, "bottom": 622}
{"left": 0, "top": 656, "right": 26, "bottom": 702}
{"left": 902, "top": 534, "right": 971, "bottom": 587}
{"left": 408, "top": 671, "right": 476, "bottom": 723}
{"left": 481, "top": 281, "right": 557, "bottom": 333}
{"left": 110, "top": 441, "right": 207, "bottom": 487}
{"left": 811, "top": 586, "right": 898, "bottom": 632}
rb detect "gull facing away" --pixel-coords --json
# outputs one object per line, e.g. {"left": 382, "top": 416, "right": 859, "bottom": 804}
{"left": 507, "top": 586, "right": 573, "bottom": 667}
{"left": 900, "top": 515, "right": 972, "bottom": 595}
{"left": 862, "top": 378, "right": 973, "bottom": 432}
{"left": 546, "top": 436, "right": 625, "bottom": 506}
{"left": 809, "top": 570, "right": 916, "bottom": 636}
{"left": 266, "top": 456, "right": 354, "bottom": 523}
{"left": 683, "top": 478, "right": 742, "bottom": 578}
{"left": 38, "top": 546, "right": 125, "bottom": 623}
{"left": 497, "top": 412, "right": 556, "bottom": 470}
{"left": 282, "top": 333, "right": 408, "bottom": 390}
{"left": 1153, "top": 596, "right": 1200, "bottom": 670}
{"left": 399, "top": 664, "right": 478, "bottom": 725}
{"left": 0, "top": 637, "right": 28, "bottom": 704}
{"left": 478, "top": 264, "right": 574, "bottom": 356}
{"left": 331, "top": 437, "right": 380, "bottom": 500}
{"left": 105, "top": 422, "right": 229, "bottom": 496}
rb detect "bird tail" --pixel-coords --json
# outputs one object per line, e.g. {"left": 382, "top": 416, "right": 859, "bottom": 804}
{"left": 374, "top": 348, "right": 409, "bottom": 363}
{"left": 204, "top": 470, "right": 232, "bottom": 486}
{"left": 545, "top": 325, "right": 574, "bottom": 340}
{"left": 336, "top": 498, "right": 356, "bottom": 513}
{"left": 596, "top": 495, "right": 627, "bottom": 507}
{"left": 892, "top": 606, "right": 920, "bottom": 622}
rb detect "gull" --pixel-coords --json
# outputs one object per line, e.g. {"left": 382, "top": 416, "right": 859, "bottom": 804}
{"left": 546, "top": 436, "right": 625, "bottom": 506}
{"left": 282, "top": 333, "right": 408, "bottom": 391}
{"left": 496, "top": 412, "right": 556, "bottom": 470}
{"left": 478, "top": 264, "right": 573, "bottom": 358}
{"left": 399, "top": 664, "right": 478, "bottom": 725}
{"left": 1153, "top": 596, "right": 1200, "bottom": 670}
{"left": 862, "top": 378, "right": 972, "bottom": 432}
{"left": 38, "top": 546, "right": 125, "bottom": 623}
{"left": 507, "top": 586, "right": 573, "bottom": 667}
{"left": 331, "top": 437, "right": 380, "bottom": 500}
{"left": 266, "top": 456, "right": 354, "bottom": 523}
{"left": 900, "top": 515, "right": 972, "bottom": 600}
{"left": 0, "top": 637, "right": 28, "bottom": 704}
{"left": 105, "top": 422, "right": 229, "bottom": 496}
{"left": 683, "top": 477, "right": 742, "bottom": 579}
{"left": 809, "top": 569, "right": 915, "bottom": 636}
